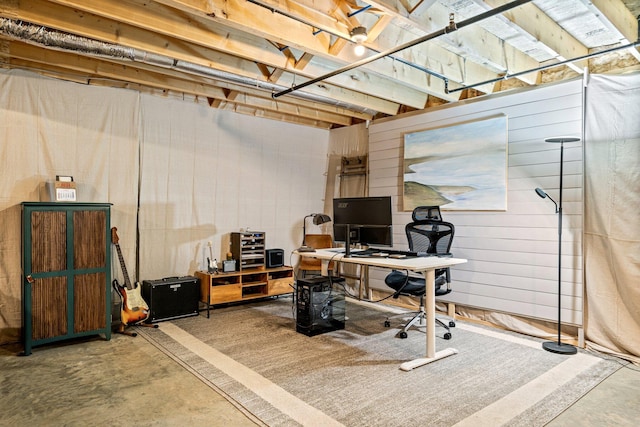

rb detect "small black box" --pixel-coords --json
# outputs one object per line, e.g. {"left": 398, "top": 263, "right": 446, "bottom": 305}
{"left": 142, "top": 276, "right": 200, "bottom": 323}
{"left": 266, "top": 248, "right": 284, "bottom": 268}
{"left": 296, "top": 276, "right": 345, "bottom": 336}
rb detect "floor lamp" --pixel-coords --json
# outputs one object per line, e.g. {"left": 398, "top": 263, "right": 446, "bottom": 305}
{"left": 535, "top": 136, "right": 580, "bottom": 355}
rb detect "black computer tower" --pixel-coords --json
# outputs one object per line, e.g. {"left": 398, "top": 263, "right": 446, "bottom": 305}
{"left": 296, "top": 276, "right": 345, "bottom": 336}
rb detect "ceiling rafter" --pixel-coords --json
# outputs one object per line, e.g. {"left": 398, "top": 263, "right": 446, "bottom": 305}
{"left": 0, "top": 0, "right": 637, "bottom": 129}
{"left": 152, "top": 0, "right": 462, "bottom": 100}
{"left": 84, "top": 0, "right": 423, "bottom": 108}
{"left": 1, "top": 39, "right": 358, "bottom": 127}
{"left": 578, "top": 0, "right": 640, "bottom": 61}
{"left": 13, "top": 0, "right": 401, "bottom": 114}
{"left": 362, "top": 0, "right": 540, "bottom": 86}
{"left": 482, "top": 0, "right": 588, "bottom": 73}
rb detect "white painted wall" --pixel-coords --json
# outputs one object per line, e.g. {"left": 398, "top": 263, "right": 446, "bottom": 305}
{"left": 367, "top": 79, "right": 584, "bottom": 326}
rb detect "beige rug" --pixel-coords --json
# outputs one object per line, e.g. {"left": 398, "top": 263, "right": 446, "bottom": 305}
{"left": 137, "top": 297, "right": 620, "bottom": 427}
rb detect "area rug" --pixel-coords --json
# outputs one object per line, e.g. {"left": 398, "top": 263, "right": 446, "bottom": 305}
{"left": 137, "top": 297, "right": 620, "bottom": 427}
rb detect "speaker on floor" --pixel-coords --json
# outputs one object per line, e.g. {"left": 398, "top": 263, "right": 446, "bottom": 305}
{"left": 142, "top": 276, "right": 200, "bottom": 323}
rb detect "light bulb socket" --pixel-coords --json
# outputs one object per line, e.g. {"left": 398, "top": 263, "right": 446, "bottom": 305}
{"left": 350, "top": 26, "right": 368, "bottom": 43}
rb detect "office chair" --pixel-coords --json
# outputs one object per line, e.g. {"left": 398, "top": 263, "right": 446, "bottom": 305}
{"left": 411, "top": 205, "right": 443, "bottom": 221}
{"left": 384, "top": 219, "right": 455, "bottom": 339}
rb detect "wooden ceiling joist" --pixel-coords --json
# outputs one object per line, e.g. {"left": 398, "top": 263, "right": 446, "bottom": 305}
{"left": 0, "top": 0, "right": 637, "bottom": 129}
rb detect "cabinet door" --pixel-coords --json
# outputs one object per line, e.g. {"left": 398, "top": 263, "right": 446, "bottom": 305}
{"left": 30, "top": 210, "right": 67, "bottom": 273}
{"left": 28, "top": 210, "right": 68, "bottom": 340}
{"left": 73, "top": 210, "right": 108, "bottom": 332}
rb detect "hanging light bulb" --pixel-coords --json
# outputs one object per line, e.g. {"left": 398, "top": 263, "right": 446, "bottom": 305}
{"left": 350, "top": 26, "right": 368, "bottom": 57}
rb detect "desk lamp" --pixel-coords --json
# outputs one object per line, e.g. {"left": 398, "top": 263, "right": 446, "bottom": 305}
{"left": 535, "top": 136, "right": 580, "bottom": 355}
{"left": 299, "top": 213, "right": 332, "bottom": 252}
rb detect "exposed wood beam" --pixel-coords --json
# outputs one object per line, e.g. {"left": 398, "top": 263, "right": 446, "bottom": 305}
{"left": 483, "top": 0, "right": 588, "bottom": 72}
{"left": 8, "top": 0, "right": 400, "bottom": 114}
{"left": 580, "top": 0, "right": 640, "bottom": 61}
{"left": 2, "top": 40, "right": 356, "bottom": 125}
{"left": 42, "top": 0, "right": 422, "bottom": 109}
{"left": 587, "top": 0, "right": 639, "bottom": 45}
{"left": 152, "top": 0, "right": 461, "bottom": 101}
{"left": 362, "top": 0, "right": 539, "bottom": 86}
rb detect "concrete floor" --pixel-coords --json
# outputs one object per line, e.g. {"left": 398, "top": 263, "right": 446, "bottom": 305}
{"left": 1, "top": 327, "right": 639, "bottom": 427}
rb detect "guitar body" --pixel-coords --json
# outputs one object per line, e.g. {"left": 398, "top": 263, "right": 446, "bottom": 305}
{"left": 111, "top": 227, "right": 150, "bottom": 326}
{"left": 113, "top": 279, "right": 149, "bottom": 326}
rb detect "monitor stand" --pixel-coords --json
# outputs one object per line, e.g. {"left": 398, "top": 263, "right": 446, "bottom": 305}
{"left": 343, "top": 224, "right": 352, "bottom": 257}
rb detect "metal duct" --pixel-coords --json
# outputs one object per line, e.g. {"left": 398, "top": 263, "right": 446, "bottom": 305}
{"left": 0, "top": 18, "right": 377, "bottom": 116}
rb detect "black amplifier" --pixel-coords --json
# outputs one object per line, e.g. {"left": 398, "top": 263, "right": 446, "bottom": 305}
{"left": 296, "top": 276, "right": 345, "bottom": 336}
{"left": 266, "top": 248, "right": 284, "bottom": 268}
{"left": 142, "top": 276, "right": 200, "bottom": 323}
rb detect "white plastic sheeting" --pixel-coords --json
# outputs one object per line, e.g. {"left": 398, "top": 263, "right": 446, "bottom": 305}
{"left": 0, "top": 69, "right": 140, "bottom": 344}
{"left": 0, "top": 69, "right": 330, "bottom": 345}
{"left": 584, "top": 72, "right": 640, "bottom": 363}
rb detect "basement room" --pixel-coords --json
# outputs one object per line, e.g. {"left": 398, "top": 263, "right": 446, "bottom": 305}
{"left": 1, "top": 1, "right": 639, "bottom": 426}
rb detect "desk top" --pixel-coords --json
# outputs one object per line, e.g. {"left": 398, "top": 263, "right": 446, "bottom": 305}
{"left": 296, "top": 248, "right": 467, "bottom": 272}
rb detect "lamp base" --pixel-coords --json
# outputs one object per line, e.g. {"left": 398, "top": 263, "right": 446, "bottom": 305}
{"left": 542, "top": 341, "right": 577, "bottom": 355}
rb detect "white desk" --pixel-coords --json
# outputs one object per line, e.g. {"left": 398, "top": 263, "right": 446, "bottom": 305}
{"left": 295, "top": 248, "right": 467, "bottom": 371}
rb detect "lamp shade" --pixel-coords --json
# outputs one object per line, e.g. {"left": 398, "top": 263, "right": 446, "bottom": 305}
{"left": 312, "top": 214, "right": 331, "bottom": 225}
{"left": 535, "top": 188, "right": 548, "bottom": 199}
{"left": 301, "top": 213, "right": 332, "bottom": 247}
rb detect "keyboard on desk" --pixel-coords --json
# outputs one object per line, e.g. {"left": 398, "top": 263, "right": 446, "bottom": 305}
{"left": 350, "top": 248, "right": 438, "bottom": 259}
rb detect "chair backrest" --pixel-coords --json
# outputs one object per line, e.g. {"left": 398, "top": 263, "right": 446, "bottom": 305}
{"left": 299, "top": 234, "right": 334, "bottom": 271}
{"left": 405, "top": 220, "right": 454, "bottom": 255}
{"left": 411, "top": 206, "right": 442, "bottom": 221}
{"left": 304, "top": 234, "right": 332, "bottom": 250}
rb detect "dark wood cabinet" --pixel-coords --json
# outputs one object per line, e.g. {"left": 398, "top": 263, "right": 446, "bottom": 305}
{"left": 22, "top": 202, "right": 112, "bottom": 355}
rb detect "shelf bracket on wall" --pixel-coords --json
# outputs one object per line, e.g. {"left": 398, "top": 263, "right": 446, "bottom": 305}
{"left": 339, "top": 155, "right": 368, "bottom": 197}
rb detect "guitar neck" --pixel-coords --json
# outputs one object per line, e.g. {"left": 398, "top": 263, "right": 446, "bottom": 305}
{"left": 114, "top": 243, "right": 134, "bottom": 290}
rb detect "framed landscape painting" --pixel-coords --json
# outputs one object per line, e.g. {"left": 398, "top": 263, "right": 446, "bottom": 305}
{"left": 403, "top": 115, "right": 508, "bottom": 211}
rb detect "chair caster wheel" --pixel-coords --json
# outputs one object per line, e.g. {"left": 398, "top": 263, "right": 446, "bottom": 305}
{"left": 443, "top": 332, "right": 452, "bottom": 340}
{"left": 399, "top": 331, "right": 408, "bottom": 339}
{"left": 449, "top": 321, "right": 456, "bottom": 328}
{"left": 384, "top": 320, "right": 391, "bottom": 327}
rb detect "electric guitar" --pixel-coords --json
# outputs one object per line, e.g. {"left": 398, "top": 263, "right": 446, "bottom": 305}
{"left": 207, "top": 240, "right": 217, "bottom": 273}
{"left": 111, "top": 227, "right": 149, "bottom": 325}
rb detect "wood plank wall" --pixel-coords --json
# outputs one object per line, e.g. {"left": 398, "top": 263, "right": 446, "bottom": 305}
{"left": 367, "top": 79, "right": 584, "bottom": 326}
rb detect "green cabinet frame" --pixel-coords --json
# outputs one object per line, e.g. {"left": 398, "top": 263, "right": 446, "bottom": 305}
{"left": 22, "top": 202, "right": 112, "bottom": 355}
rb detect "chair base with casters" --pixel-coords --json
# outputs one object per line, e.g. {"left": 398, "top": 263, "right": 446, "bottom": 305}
{"left": 383, "top": 270, "right": 455, "bottom": 340}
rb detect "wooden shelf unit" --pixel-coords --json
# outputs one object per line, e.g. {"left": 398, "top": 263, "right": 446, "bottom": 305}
{"left": 230, "top": 231, "right": 266, "bottom": 270}
{"left": 196, "top": 266, "right": 294, "bottom": 317}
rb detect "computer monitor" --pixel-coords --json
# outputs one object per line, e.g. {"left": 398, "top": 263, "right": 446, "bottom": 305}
{"left": 333, "top": 196, "right": 393, "bottom": 257}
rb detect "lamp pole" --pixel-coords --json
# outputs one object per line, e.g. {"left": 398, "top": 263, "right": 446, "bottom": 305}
{"left": 541, "top": 136, "right": 580, "bottom": 355}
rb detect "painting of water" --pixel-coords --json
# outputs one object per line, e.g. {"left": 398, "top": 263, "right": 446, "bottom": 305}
{"left": 403, "top": 115, "right": 508, "bottom": 211}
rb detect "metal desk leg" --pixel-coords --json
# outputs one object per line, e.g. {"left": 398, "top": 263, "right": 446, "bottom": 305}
{"left": 400, "top": 269, "right": 458, "bottom": 371}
